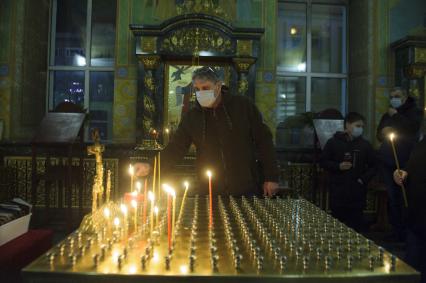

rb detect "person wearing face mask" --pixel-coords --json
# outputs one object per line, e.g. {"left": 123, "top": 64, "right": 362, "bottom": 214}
{"left": 320, "top": 112, "right": 377, "bottom": 232}
{"left": 134, "top": 66, "right": 280, "bottom": 197}
{"left": 376, "top": 87, "right": 422, "bottom": 241}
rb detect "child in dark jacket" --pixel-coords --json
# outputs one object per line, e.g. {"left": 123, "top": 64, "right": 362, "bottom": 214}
{"left": 320, "top": 112, "right": 377, "bottom": 231}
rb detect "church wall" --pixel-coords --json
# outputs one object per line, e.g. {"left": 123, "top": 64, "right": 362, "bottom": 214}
{"left": 349, "top": 0, "right": 426, "bottom": 145}
{"left": 112, "top": 0, "right": 277, "bottom": 143}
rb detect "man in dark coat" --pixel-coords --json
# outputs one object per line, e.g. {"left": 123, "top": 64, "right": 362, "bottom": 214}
{"left": 321, "top": 112, "right": 377, "bottom": 231}
{"left": 135, "top": 66, "right": 280, "bottom": 196}
{"left": 376, "top": 87, "right": 422, "bottom": 240}
{"left": 393, "top": 134, "right": 426, "bottom": 283}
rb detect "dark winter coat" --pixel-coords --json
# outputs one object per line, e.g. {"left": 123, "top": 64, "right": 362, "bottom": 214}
{"left": 161, "top": 88, "right": 279, "bottom": 196}
{"left": 320, "top": 132, "right": 377, "bottom": 207}
{"left": 404, "top": 137, "right": 426, "bottom": 238}
{"left": 376, "top": 96, "right": 422, "bottom": 167}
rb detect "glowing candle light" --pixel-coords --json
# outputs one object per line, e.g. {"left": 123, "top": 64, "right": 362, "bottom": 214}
{"left": 131, "top": 199, "right": 137, "bottom": 232}
{"left": 113, "top": 217, "right": 120, "bottom": 230}
{"left": 164, "top": 128, "right": 170, "bottom": 145}
{"left": 163, "top": 184, "right": 174, "bottom": 252}
{"left": 154, "top": 206, "right": 159, "bottom": 227}
{"left": 206, "top": 170, "right": 213, "bottom": 228}
{"left": 158, "top": 152, "right": 161, "bottom": 200}
{"left": 129, "top": 164, "right": 134, "bottom": 193}
{"left": 178, "top": 181, "right": 190, "bottom": 223}
{"left": 104, "top": 207, "right": 111, "bottom": 234}
{"left": 120, "top": 204, "right": 128, "bottom": 235}
{"left": 142, "top": 178, "right": 148, "bottom": 226}
{"left": 148, "top": 191, "right": 155, "bottom": 236}
{"left": 389, "top": 133, "right": 408, "bottom": 207}
{"left": 136, "top": 181, "right": 142, "bottom": 194}
{"left": 172, "top": 189, "right": 176, "bottom": 240}
{"left": 152, "top": 157, "right": 157, "bottom": 200}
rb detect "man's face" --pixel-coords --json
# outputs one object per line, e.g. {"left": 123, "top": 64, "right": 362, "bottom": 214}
{"left": 193, "top": 78, "right": 221, "bottom": 96}
{"left": 390, "top": 90, "right": 407, "bottom": 104}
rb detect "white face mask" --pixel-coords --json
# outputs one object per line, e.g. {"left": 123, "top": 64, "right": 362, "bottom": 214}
{"left": 196, "top": 90, "right": 216, "bottom": 108}
{"left": 352, "top": 127, "right": 363, "bottom": 138}
{"left": 390, "top": 97, "right": 402, "bottom": 108}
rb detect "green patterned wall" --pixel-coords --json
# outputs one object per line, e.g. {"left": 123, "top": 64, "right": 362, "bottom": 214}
{"left": 373, "top": 0, "right": 426, "bottom": 139}
{"left": 0, "top": 0, "right": 14, "bottom": 140}
{"left": 112, "top": 0, "right": 278, "bottom": 142}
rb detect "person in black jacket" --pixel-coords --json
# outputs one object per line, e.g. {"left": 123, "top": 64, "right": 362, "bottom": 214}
{"left": 393, "top": 135, "right": 426, "bottom": 283}
{"left": 135, "top": 66, "right": 280, "bottom": 196}
{"left": 321, "top": 112, "right": 377, "bottom": 231}
{"left": 376, "top": 87, "right": 422, "bottom": 241}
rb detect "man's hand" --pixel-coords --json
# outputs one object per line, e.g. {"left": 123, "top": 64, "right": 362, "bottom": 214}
{"left": 388, "top": 107, "right": 397, "bottom": 116}
{"left": 339, "top": 161, "right": 352, "bottom": 171}
{"left": 133, "top": 162, "right": 151, "bottom": 177}
{"left": 393, "top": 169, "right": 407, "bottom": 186}
{"left": 263, "top": 182, "right": 279, "bottom": 197}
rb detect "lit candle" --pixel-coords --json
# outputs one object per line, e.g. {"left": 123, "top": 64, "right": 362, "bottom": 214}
{"left": 164, "top": 128, "right": 170, "bottom": 145}
{"left": 129, "top": 164, "right": 134, "bottom": 193}
{"left": 389, "top": 133, "right": 408, "bottom": 207}
{"left": 142, "top": 178, "right": 148, "bottom": 226}
{"left": 131, "top": 200, "right": 137, "bottom": 232}
{"left": 113, "top": 217, "right": 120, "bottom": 237}
{"left": 113, "top": 217, "right": 120, "bottom": 230}
{"left": 163, "top": 184, "right": 174, "bottom": 252}
{"left": 207, "top": 170, "right": 213, "bottom": 228}
{"left": 104, "top": 207, "right": 111, "bottom": 234}
{"left": 120, "top": 204, "right": 128, "bottom": 235}
{"left": 154, "top": 206, "right": 159, "bottom": 228}
{"left": 148, "top": 191, "right": 155, "bottom": 236}
{"left": 178, "top": 181, "right": 190, "bottom": 223}
{"left": 158, "top": 152, "right": 161, "bottom": 200}
{"left": 152, "top": 157, "right": 157, "bottom": 200}
{"left": 172, "top": 189, "right": 176, "bottom": 240}
{"left": 136, "top": 181, "right": 142, "bottom": 194}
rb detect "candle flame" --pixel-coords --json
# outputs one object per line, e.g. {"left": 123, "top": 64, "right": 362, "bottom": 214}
{"left": 163, "top": 184, "right": 174, "bottom": 194}
{"left": 165, "top": 128, "right": 170, "bottom": 134}
{"left": 136, "top": 181, "right": 142, "bottom": 192}
{"left": 154, "top": 206, "right": 159, "bottom": 215}
{"left": 103, "top": 207, "right": 110, "bottom": 218}
{"left": 389, "top": 133, "right": 395, "bottom": 141}
{"left": 113, "top": 217, "right": 120, "bottom": 227}
{"left": 128, "top": 164, "right": 134, "bottom": 175}
{"left": 183, "top": 181, "right": 189, "bottom": 188}
{"left": 131, "top": 200, "right": 137, "bottom": 209}
{"left": 120, "top": 204, "right": 128, "bottom": 215}
{"left": 148, "top": 191, "right": 155, "bottom": 201}
{"left": 206, "top": 170, "right": 212, "bottom": 178}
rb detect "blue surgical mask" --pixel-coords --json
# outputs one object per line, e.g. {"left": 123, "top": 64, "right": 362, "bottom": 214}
{"left": 196, "top": 90, "right": 216, "bottom": 107}
{"left": 352, "top": 127, "right": 363, "bottom": 138}
{"left": 390, "top": 97, "right": 402, "bottom": 108}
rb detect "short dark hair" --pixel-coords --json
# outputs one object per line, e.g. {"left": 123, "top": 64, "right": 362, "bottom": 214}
{"left": 344, "top": 112, "right": 365, "bottom": 127}
{"left": 390, "top": 86, "right": 408, "bottom": 97}
{"left": 192, "top": 66, "right": 220, "bottom": 83}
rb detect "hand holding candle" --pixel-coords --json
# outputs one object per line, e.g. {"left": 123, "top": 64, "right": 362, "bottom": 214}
{"left": 389, "top": 133, "right": 408, "bottom": 207}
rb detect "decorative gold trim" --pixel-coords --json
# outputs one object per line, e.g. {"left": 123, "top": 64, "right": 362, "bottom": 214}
{"left": 414, "top": 47, "right": 426, "bottom": 64}
{"left": 232, "top": 57, "right": 256, "bottom": 73}
{"left": 161, "top": 27, "right": 232, "bottom": 54}
{"left": 138, "top": 55, "right": 161, "bottom": 70}
{"left": 140, "top": 37, "right": 157, "bottom": 53}
{"left": 236, "top": 40, "right": 253, "bottom": 57}
{"left": 405, "top": 64, "right": 426, "bottom": 79}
